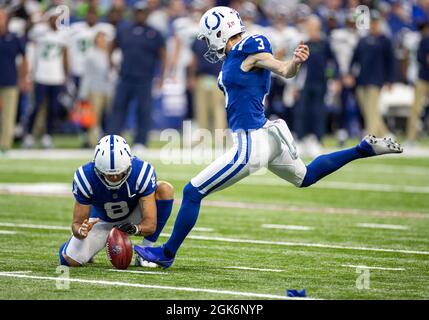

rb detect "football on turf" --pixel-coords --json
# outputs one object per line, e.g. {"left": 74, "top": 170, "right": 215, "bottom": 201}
{"left": 106, "top": 227, "right": 133, "bottom": 269}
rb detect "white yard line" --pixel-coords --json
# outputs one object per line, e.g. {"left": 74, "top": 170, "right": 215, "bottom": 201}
{"left": 225, "top": 266, "right": 283, "bottom": 273}
{"left": 0, "top": 230, "right": 17, "bottom": 235}
{"left": 1, "top": 221, "right": 428, "bottom": 256}
{"left": 3, "top": 147, "right": 429, "bottom": 159}
{"left": 0, "top": 272, "right": 308, "bottom": 300}
{"left": 193, "top": 227, "right": 214, "bottom": 232}
{"left": 108, "top": 269, "right": 168, "bottom": 275}
{"left": 0, "top": 222, "right": 69, "bottom": 231}
{"left": 317, "top": 181, "right": 429, "bottom": 195}
{"left": 0, "top": 271, "right": 33, "bottom": 274}
{"left": 173, "top": 234, "right": 429, "bottom": 256}
{"left": 341, "top": 264, "right": 405, "bottom": 271}
{"left": 356, "top": 223, "right": 410, "bottom": 230}
{"left": 342, "top": 164, "right": 429, "bottom": 176}
{"left": 261, "top": 224, "right": 314, "bottom": 231}
{"left": 137, "top": 173, "right": 429, "bottom": 195}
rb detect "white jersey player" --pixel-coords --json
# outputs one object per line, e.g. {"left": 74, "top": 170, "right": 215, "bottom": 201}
{"left": 68, "top": 9, "right": 115, "bottom": 82}
{"left": 23, "top": 8, "right": 69, "bottom": 149}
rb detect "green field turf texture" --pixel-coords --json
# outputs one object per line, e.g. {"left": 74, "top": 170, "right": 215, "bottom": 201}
{"left": 0, "top": 156, "right": 428, "bottom": 299}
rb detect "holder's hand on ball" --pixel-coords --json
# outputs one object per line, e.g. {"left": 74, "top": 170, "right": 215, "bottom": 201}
{"left": 117, "top": 223, "right": 141, "bottom": 235}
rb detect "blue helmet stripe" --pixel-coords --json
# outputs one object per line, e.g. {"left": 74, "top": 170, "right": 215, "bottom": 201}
{"left": 110, "top": 135, "right": 115, "bottom": 170}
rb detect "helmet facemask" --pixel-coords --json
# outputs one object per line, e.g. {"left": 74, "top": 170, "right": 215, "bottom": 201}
{"left": 94, "top": 165, "right": 132, "bottom": 190}
{"left": 199, "top": 31, "right": 227, "bottom": 64}
{"left": 92, "top": 134, "right": 133, "bottom": 190}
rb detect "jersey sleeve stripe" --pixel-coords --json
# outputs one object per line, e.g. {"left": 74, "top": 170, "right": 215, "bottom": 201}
{"left": 136, "top": 162, "right": 149, "bottom": 190}
{"left": 74, "top": 172, "right": 90, "bottom": 198}
{"left": 78, "top": 167, "right": 93, "bottom": 195}
{"left": 232, "top": 36, "right": 250, "bottom": 51}
{"left": 76, "top": 170, "right": 92, "bottom": 196}
{"left": 139, "top": 166, "right": 154, "bottom": 194}
{"left": 236, "top": 35, "right": 251, "bottom": 51}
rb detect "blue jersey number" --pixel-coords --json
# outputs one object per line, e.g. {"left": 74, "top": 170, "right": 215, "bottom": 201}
{"left": 254, "top": 37, "right": 265, "bottom": 50}
{"left": 104, "top": 201, "right": 130, "bottom": 219}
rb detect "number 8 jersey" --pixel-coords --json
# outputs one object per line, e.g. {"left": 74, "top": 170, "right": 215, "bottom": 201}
{"left": 218, "top": 34, "right": 273, "bottom": 132}
{"left": 72, "top": 157, "right": 157, "bottom": 222}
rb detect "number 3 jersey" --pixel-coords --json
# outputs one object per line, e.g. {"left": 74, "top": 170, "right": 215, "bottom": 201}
{"left": 72, "top": 157, "right": 157, "bottom": 222}
{"left": 218, "top": 34, "right": 273, "bottom": 132}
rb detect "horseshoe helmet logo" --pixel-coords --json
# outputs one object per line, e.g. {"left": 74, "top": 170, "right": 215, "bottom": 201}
{"left": 205, "top": 11, "right": 221, "bottom": 31}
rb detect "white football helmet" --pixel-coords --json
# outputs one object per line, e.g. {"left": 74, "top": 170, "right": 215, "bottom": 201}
{"left": 93, "top": 135, "right": 132, "bottom": 190}
{"left": 198, "top": 6, "right": 246, "bottom": 63}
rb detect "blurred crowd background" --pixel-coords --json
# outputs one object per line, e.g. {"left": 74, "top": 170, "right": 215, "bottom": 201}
{"left": 1, "top": 0, "right": 429, "bottom": 156}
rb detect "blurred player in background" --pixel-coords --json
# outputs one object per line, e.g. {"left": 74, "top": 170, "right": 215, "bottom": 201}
{"left": 347, "top": 10, "right": 394, "bottom": 138}
{"left": 407, "top": 20, "right": 429, "bottom": 144}
{"left": 78, "top": 31, "right": 115, "bottom": 147}
{"left": 108, "top": 1, "right": 166, "bottom": 153}
{"left": 134, "top": 6, "right": 403, "bottom": 268}
{"left": 264, "top": 5, "right": 302, "bottom": 122}
{"left": 59, "top": 134, "right": 174, "bottom": 267}
{"left": 0, "top": 7, "right": 28, "bottom": 153}
{"left": 330, "top": 12, "right": 360, "bottom": 146}
{"left": 22, "top": 8, "right": 69, "bottom": 149}
{"left": 294, "top": 15, "right": 339, "bottom": 155}
{"left": 68, "top": 8, "right": 99, "bottom": 89}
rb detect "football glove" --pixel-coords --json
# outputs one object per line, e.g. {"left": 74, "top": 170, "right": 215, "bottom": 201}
{"left": 117, "top": 223, "right": 140, "bottom": 235}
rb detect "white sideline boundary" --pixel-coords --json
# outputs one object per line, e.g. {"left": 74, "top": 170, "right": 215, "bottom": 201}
{"left": 0, "top": 272, "right": 308, "bottom": 300}
{"left": 1, "top": 221, "right": 428, "bottom": 256}
{"left": 1, "top": 183, "right": 429, "bottom": 219}
{"left": 2, "top": 179, "right": 429, "bottom": 195}
{"left": 225, "top": 266, "right": 283, "bottom": 273}
{"left": 3, "top": 147, "right": 429, "bottom": 159}
{"left": 341, "top": 264, "right": 405, "bottom": 271}
{"left": 0, "top": 179, "right": 429, "bottom": 220}
{"left": 356, "top": 223, "right": 410, "bottom": 230}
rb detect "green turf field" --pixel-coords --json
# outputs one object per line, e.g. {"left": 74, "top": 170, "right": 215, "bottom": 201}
{"left": 0, "top": 154, "right": 428, "bottom": 299}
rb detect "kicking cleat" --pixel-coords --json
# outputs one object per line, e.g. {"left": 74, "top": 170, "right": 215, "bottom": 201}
{"left": 133, "top": 245, "right": 174, "bottom": 269}
{"left": 134, "top": 256, "right": 159, "bottom": 268}
{"left": 358, "top": 135, "right": 403, "bottom": 156}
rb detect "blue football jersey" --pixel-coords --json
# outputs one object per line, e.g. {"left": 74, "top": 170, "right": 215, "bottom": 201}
{"left": 218, "top": 34, "right": 272, "bottom": 131}
{"left": 72, "top": 157, "right": 157, "bottom": 222}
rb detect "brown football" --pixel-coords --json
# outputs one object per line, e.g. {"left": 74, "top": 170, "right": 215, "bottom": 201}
{"left": 106, "top": 227, "right": 133, "bottom": 269}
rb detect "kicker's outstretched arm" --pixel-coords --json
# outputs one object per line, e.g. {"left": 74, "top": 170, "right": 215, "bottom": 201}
{"left": 241, "top": 41, "right": 310, "bottom": 78}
